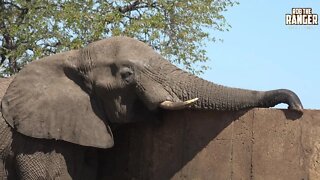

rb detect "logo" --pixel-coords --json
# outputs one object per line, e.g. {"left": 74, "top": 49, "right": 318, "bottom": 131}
{"left": 286, "top": 8, "right": 318, "bottom": 25}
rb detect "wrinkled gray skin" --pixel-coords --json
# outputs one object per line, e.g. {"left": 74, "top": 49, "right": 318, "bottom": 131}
{"left": 0, "top": 36, "right": 303, "bottom": 179}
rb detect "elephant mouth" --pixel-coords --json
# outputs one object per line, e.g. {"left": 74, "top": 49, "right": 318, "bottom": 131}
{"left": 159, "top": 98, "right": 199, "bottom": 110}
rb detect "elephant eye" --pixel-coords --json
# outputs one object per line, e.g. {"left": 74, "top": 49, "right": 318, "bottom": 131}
{"left": 120, "top": 67, "right": 134, "bottom": 83}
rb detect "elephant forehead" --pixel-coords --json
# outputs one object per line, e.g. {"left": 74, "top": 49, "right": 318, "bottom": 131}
{"left": 115, "top": 49, "right": 157, "bottom": 64}
{"left": 89, "top": 37, "right": 160, "bottom": 64}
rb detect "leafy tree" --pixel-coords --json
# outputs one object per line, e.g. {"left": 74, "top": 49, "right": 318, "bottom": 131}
{"left": 0, "top": 0, "right": 238, "bottom": 76}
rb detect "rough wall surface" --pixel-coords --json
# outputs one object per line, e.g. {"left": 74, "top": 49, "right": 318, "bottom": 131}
{"left": 104, "top": 109, "right": 320, "bottom": 180}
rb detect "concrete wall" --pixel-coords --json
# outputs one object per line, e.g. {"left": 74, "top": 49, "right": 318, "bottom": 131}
{"left": 103, "top": 109, "right": 320, "bottom": 180}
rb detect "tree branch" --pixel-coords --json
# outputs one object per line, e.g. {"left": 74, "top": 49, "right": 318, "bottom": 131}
{"left": 0, "top": 53, "right": 6, "bottom": 64}
{"left": 1, "top": 1, "right": 24, "bottom": 11}
{"left": 118, "top": 0, "right": 142, "bottom": 13}
{"left": 1, "top": 1, "right": 29, "bottom": 25}
{"left": 118, "top": 1, "right": 157, "bottom": 13}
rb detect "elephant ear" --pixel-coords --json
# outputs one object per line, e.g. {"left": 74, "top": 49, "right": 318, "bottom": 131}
{"left": 1, "top": 51, "right": 114, "bottom": 148}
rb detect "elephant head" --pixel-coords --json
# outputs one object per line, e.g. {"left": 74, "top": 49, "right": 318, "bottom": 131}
{"left": 1, "top": 36, "right": 303, "bottom": 149}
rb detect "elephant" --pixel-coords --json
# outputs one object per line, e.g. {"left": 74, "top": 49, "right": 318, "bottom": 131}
{"left": 0, "top": 36, "right": 303, "bottom": 179}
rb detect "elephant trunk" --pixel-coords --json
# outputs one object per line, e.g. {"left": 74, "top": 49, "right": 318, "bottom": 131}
{"left": 160, "top": 66, "right": 303, "bottom": 111}
{"left": 169, "top": 74, "right": 263, "bottom": 110}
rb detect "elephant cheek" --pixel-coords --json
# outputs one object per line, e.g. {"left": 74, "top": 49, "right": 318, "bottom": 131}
{"left": 136, "top": 82, "right": 179, "bottom": 111}
{"left": 105, "top": 95, "right": 136, "bottom": 123}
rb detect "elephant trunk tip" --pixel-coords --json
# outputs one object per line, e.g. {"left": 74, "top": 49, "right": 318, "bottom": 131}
{"left": 288, "top": 100, "right": 304, "bottom": 113}
{"left": 266, "top": 89, "right": 304, "bottom": 113}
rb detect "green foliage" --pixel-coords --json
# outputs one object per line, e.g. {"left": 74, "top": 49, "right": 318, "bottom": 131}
{"left": 0, "top": 0, "right": 238, "bottom": 76}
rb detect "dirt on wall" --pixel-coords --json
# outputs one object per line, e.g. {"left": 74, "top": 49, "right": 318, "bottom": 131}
{"left": 103, "top": 109, "right": 320, "bottom": 180}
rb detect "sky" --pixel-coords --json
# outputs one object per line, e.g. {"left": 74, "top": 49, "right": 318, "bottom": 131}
{"left": 200, "top": 0, "right": 320, "bottom": 109}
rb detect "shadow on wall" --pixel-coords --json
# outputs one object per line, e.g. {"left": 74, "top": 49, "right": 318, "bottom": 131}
{"left": 100, "top": 110, "right": 248, "bottom": 179}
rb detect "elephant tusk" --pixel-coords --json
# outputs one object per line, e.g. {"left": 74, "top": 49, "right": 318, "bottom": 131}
{"left": 159, "top": 98, "right": 199, "bottom": 110}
